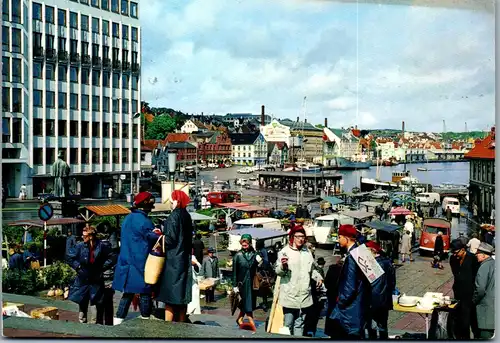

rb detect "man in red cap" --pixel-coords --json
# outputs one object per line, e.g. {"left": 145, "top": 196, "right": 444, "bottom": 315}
{"left": 275, "top": 225, "right": 323, "bottom": 336}
{"left": 365, "top": 241, "right": 396, "bottom": 339}
{"left": 328, "top": 224, "right": 371, "bottom": 339}
{"left": 112, "top": 192, "right": 160, "bottom": 325}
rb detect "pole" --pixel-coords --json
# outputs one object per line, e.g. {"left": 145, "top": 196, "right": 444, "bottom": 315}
{"left": 130, "top": 111, "right": 133, "bottom": 195}
{"left": 43, "top": 221, "right": 47, "bottom": 267}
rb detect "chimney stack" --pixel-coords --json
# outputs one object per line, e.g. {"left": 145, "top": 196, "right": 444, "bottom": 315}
{"left": 324, "top": 118, "right": 328, "bottom": 127}
{"left": 305, "top": 119, "right": 307, "bottom": 123}
{"left": 402, "top": 121, "right": 405, "bottom": 133}
{"left": 297, "top": 116, "right": 300, "bottom": 122}
{"left": 261, "top": 105, "right": 265, "bottom": 126}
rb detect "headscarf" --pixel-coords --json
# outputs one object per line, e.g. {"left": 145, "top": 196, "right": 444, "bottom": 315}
{"left": 240, "top": 234, "right": 252, "bottom": 242}
{"left": 171, "top": 190, "right": 190, "bottom": 209}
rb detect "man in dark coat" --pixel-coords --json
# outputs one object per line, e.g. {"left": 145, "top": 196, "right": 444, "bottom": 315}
{"left": 449, "top": 239, "right": 478, "bottom": 339}
{"left": 445, "top": 206, "right": 453, "bottom": 222}
{"left": 193, "top": 234, "right": 205, "bottom": 265}
{"left": 66, "top": 230, "right": 77, "bottom": 258}
{"left": 112, "top": 192, "right": 160, "bottom": 324}
{"left": 472, "top": 242, "right": 495, "bottom": 339}
{"left": 156, "top": 190, "right": 193, "bottom": 323}
{"left": 324, "top": 258, "right": 344, "bottom": 337}
{"left": 201, "top": 247, "right": 219, "bottom": 303}
{"left": 366, "top": 241, "right": 396, "bottom": 339}
{"left": 329, "top": 224, "right": 371, "bottom": 339}
{"left": 432, "top": 232, "right": 444, "bottom": 269}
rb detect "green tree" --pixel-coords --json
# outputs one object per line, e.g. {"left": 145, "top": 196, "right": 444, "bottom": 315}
{"left": 315, "top": 124, "right": 325, "bottom": 129}
{"left": 145, "top": 115, "right": 177, "bottom": 139}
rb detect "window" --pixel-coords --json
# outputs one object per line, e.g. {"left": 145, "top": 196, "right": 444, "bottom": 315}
{"left": 103, "top": 122, "right": 110, "bottom": 138}
{"left": 33, "top": 119, "right": 43, "bottom": 136}
{"left": 2, "top": 57, "right": 9, "bottom": 81}
{"left": 12, "top": 88, "right": 21, "bottom": 112}
{"left": 103, "top": 96, "right": 110, "bottom": 112}
{"left": 12, "top": 0, "right": 21, "bottom": 23}
{"left": 46, "top": 91, "right": 55, "bottom": 108}
{"left": 122, "top": 150, "right": 129, "bottom": 163}
{"left": 111, "top": 0, "right": 119, "bottom": 13}
{"left": 70, "top": 39, "right": 78, "bottom": 54}
{"left": 58, "top": 120, "right": 67, "bottom": 136}
{"left": 58, "top": 65, "right": 67, "bottom": 81}
{"left": 82, "top": 95, "right": 89, "bottom": 110}
{"left": 70, "top": 148, "right": 78, "bottom": 164}
{"left": 70, "top": 93, "right": 78, "bottom": 109}
{"left": 131, "top": 2, "right": 138, "bottom": 18}
{"left": 33, "top": 32, "right": 42, "bottom": 48}
{"left": 103, "top": 46, "right": 110, "bottom": 59}
{"left": 45, "top": 63, "right": 55, "bottom": 80}
{"left": 92, "top": 149, "right": 100, "bottom": 163}
{"left": 92, "top": 122, "right": 100, "bottom": 137}
{"left": 132, "top": 100, "right": 138, "bottom": 113}
{"left": 122, "top": 25, "right": 129, "bottom": 40}
{"left": 45, "top": 5, "right": 54, "bottom": 23}
{"left": 81, "top": 121, "right": 89, "bottom": 137}
{"left": 132, "top": 27, "right": 138, "bottom": 42}
{"left": 58, "top": 37, "right": 66, "bottom": 51}
{"left": 81, "top": 15, "right": 89, "bottom": 31}
{"left": 11, "top": 28, "right": 21, "bottom": 53}
{"left": 58, "top": 9, "right": 66, "bottom": 26}
{"left": 2, "top": 0, "right": 9, "bottom": 21}
{"left": 10, "top": 58, "right": 20, "bottom": 82}
{"left": 34, "top": 90, "right": 43, "bottom": 107}
{"left": 2, "top": 88, "right": 10, "bottom": 111}
{"left": 92, "top": 70, "right": 100, "bottom": 86}
{"left": 2, "top": 26, "right": 9, "bottom": 51}
{"left": 81, "top": 68, "right": 90, "bottom": 84}
{"left": 70, "top": 120, "right": 78, "bottom": 136}
{"left": 103, "top": 149, "right": 109, "bottom": 163}
{"left": 34, "top": 149, "right": 43, "bottom": 164}
{"left": 103, "top": 71, "right": 110, "bottom": 87}
{"left": 132, "top": 123, "right": 138, "bottom": 139}
{"left": 112, "top": 47, "right": 119, "bottom": 61}
{"left": 133, "top": 148, "right": 138, "bottom": 163}
{"left": 112, "top": 72, "right": 120, "bottom": 88}
{"left": 92, "top": 17, "right": 99, "bottom": 33}
{"left": 102, "top": 20, "right": 109, "bottom": 36}
{"left": 46, "top": 34, "right": 54, "bottom": 49}
{"left": 92, "top": 43, "right": 99, "bottom": 58}
{"left": 132, "top": 75, "right": 138, "bottom": 90}
{"left": 112, "top": 23, "right": 119, "bottom": 38}
{"left": 112, "top": 98, "right": 119, "bottom": 112}
{"left": 70, "top": 12, "right": 78, "bottom": 28}
{"left": 91, "top": 0, "right": 99, "bottom": 7}
{"left": 112, "top": 148, "right": 119, "bottom": 163}
{"left": 122, "top": 49, "right": 128, "bottom": 62}
{"left": 121, "top": 0, "right": 128, "bottom": 15}
{"left": 81, "top": 41, "right": 89, "bottom": 55}
{"left": 92, "top": 95, "right": 100, "bottom": 110}
{"left": 70, "top": 67, "right": 78, "bottom": 82}
{"left": 58, "top": 92, "right": 67, "bottom": 109}
{"left": 80, "top": 0, "right": 89, "bottom": 4}
{"left": 102, "top": 0, "right": 109, "bottom": 10}
{"left": 122, "top": 74, "right": 129, "bottom": 88}
{"left": 122, "top": 99, "right": 129, "bottom": 112}
{"left": 33, "top": 3, "right": 42, "bottom": 20}
{"left": 122, "top": 123, "right": 129, "bottom": 138}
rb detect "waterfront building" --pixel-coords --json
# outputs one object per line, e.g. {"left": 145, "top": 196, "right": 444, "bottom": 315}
{"left": 2, "top": 0, "right": 141, "bottom": 198}
{"left": 229, "top": 132, "right": 267, "bottom": 166}
{"left": 267, "top": 142, "right": 288, "bottom": 166}
{"left": 322, "top": 123, "right": 363, "bottom": 166}
{"left": 376, "top": 141, "right": 405, "bottom": 161}
{"left": 279, "top": 117, "right": 322, "bottom": 163}
{"left": 464, "top": 127, "right": 495, "bottom": 217}
{"left": 192, "top": 131, "right": 231, "bottom": 164}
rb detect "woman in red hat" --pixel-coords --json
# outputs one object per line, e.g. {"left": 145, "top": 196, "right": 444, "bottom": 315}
{"left": 156, "top": 190, "right": 193, "bottom": 322}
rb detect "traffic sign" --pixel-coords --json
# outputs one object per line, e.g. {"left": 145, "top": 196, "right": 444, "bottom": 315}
{"left": 38, "top": 203, "right": 54, "bottom": 222}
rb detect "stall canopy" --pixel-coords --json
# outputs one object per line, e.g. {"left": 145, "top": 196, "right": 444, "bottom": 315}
{"left": 341, "top": 210, "right": 376, "bottom": 221}
{"left": 150, "top": 207, "right": 216, "bottom": 222}
{"left": 307, "top": 196, "right": 344, "bottom": 205}
{"left": 216, "top": 203, "right": 269, "bottom": 217}
{"left": 8, "top": 218, "right": 85, "bottom": 228}
{"left": 79, "top": 205, "right": 131, "bottom": 221}
{"left": 363, "top": 220, "right": 402, "bottom": 233}
{"left": 359, "top": 201, "right": 383, "bottom": 208}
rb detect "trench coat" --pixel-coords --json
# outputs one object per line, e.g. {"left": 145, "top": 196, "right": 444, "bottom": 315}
{"left": 399, "top": 233, "right": 412, "bottom": 255}
{"left": 156, "top": 208, "right": 193, "bottom": 305}
{"left": 473, "top": 257, "right": 495, "bottom": 330}
{"left": 232, "top": 249, "right": 258, "bottom": 314}
{"left": 201, "top": 256, "right": 220, "bottom": 279}
{"left": 112, "top": 209, "right": 159, "bottom": 294}
{"left": 67, "top": 240, "right": 115, "bottom": 305}
{"left": 330, "top": 244, "right": 371, "bottom": 336}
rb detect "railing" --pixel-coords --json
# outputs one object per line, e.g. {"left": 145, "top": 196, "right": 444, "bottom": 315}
{"left": 70, "top": 52, "right": 80, "bottom": 64}
{"left": 92, "top": 56, "right": 102, "bottom": 68}
{"left": 103, "top": 58, "right": 111, "bottom": 69}
{"left": 112, "top": 59, "right": 121, "bottom": 70}
{"left": 34, "top": 46, "right": 45, "bottom": 59}
{"left": 81, "top": 54, "right": 91, "bottom": 66}
{"left": 58, "top": 50, "right": 69, "bottom": 63}
{"left": 46, "top": 48, "right": 57, "bottom": 61}
{"left": 122, "top": 61, "right": 131, "bottom": 72}
{"left": 131, "top": 63, "right": 140, "bottom": 73}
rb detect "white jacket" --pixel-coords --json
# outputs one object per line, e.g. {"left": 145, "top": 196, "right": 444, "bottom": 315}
{"left": 275, "top": 245, "right": 322, "bottom": 309}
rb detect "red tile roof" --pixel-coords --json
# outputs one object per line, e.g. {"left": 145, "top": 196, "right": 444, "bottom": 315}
{"left": 166, "top": 133, "right": 191, "bottom": 143}
{"left": 465, "top": 128, "right": 495, "bottom": 160}
{"left": 351, "top": 129, "right": 361, "bottom": 137}
{"left": 142, "top": 139, "right": 165, "bottom": 151}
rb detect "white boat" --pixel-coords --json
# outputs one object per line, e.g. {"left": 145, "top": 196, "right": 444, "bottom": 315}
{"left": 417, "top": 167, "right": 428, "bottom": 171}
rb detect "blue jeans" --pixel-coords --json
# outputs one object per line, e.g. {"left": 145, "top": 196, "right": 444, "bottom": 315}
{"left": 115, "top": 293, "right": 152, "bottom": 319}
{"left": 283, "top": 306, "right": 310, "bottom": 336}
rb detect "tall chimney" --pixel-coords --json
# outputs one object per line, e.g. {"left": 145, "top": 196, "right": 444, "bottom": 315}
{"left": 297, "top": 116, "right": 299, "bottom": 122}
{"left": 402, "top": 121, "right": 405, "bottom": 133}
{"left": 305, "top": 119, "right": 307, "bottom": 123}
{"left": 324, "top": 118, "right": 328, "bottom": 127}
{"left": 261, "top": 105, "right": 265, "bottom": 126}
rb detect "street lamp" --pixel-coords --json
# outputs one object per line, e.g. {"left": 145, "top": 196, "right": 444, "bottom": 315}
{"left": 130, "top": 112, "right": 141, "bottom": 196}
{"left": 168, "top": 149, "right": 178, "bottom": 193}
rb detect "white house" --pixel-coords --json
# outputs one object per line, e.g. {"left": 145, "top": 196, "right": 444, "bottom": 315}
{"left": 229, "top": 133, "right": 267, "bottom": 166}
{"left": 180, "top": 119, "right": 206, "bottom": 133}
{"left": 377, "top": 142, "right": 405, "bottom": 161}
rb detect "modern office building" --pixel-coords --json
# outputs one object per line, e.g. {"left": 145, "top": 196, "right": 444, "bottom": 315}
{"left": 2, "top": 0, "right": 141, "bottom": 198}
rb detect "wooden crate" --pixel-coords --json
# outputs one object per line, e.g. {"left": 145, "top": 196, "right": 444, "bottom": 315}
{"left": 30, "top": 307, "right": 59, "bottom": 320}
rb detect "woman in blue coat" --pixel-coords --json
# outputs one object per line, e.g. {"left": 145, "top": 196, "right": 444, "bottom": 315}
{"left": 67, "top": 226, "right": 116, "bottom": 324}
{"left": 112, "top": 192, "right": 161, "bottom": 324}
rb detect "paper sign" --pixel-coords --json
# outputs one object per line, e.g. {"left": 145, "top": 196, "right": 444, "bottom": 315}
{"left": 350, "top": 244, "right": 385, "bottom": 283}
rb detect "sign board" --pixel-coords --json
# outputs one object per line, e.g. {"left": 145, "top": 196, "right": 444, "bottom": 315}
{"left": 38, "top": 203, "right": 54, "bottom": 222}
{"left": 260, "top": 120, "right": 291, "bottom": 142}
{"left": 349, "top": 244, "right": 385, "bottom": 283}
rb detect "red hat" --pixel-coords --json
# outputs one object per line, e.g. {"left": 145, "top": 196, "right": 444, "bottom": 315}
{"left": 288, "top": 225, "right": 306, "bottom": 246}
{"left": 134, "top": 192, "right": 153, "bottom": 207}
{"left": 338, "top": 224, "right": 357, "bottom": 238}
{"left": 365, "top": 241, "right": 382, "bottom": 252}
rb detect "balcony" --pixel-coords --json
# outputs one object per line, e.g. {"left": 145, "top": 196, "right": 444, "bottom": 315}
{"left": 103, "top": 58, "right": 111, "bottom": 70}
{"left": 58, "top": 50, "right": 69, "bottom": 64}
{"left": 122, "top": 61, "right": 131, "bottom": 72}
{"left": 92, "top": 56, "right": 102, "bottom": 69}
{"left": 132, "top": 63, "right": 140, "bottom": 74}
{"left": 70, "top": 52, "right": 80, "bottom": 65}
{"left": 34, "top": 46, "right": 45, "bottom": 60}
{"left": 112, "top": 59, "right": 121, "bottom": 71}
{"left": 82, "top": 54, "right": 91, "bottom": 66}
{"left": 46, "top": 48, "right": 57, "bottom": 61}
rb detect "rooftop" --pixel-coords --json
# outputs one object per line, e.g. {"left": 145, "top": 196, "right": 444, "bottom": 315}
{"left": 229, "top": 132, "right": 261, "bottom": 145}
{"left": 464, "top": 127, "right": 495, "bottom": 160}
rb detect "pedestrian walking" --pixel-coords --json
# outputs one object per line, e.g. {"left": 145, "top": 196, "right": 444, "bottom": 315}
{"left": 156, "top": 190, "right": 193, "bottom": 323}
{"left": 108, "top": 187, "right": 113, "bottom": 200}
{"left": 201, "top": 247, "right": 219, "bottom": 303}
{"left": 432, "top": 231, "right": 445, "bottom": 269}
{"left": 449, "top": 239, "right": 478, "bottom": 339}
{"left": 275, "top": 226, "right": 323, "bottom": 336}
{"left": 67, "top": 226, "right": 116, "bottom": 324}
{"left": 467, "top": 233, "right": 481, "bottom": 254}
{"left": 329, "top": 224, "right": 370, "bottom": 339}
{"left": 472, "top": 242, "right": 495, "bottom": 339}
{"left": 399, "top": 230, "right": 412, "bottom": 263}
{"left": 193, "top": 233, "right": 205, "bottom": 264}
{"left": 66, "top": 230, "right": 77, "bottom": 258}
{"left": 446, "top": 206, "right": 453, "bottom": 222}
{"left": 457, "top": 232, "right": 468, "bottom": 246}
{"left": 365, "top": 241, "right": 396, "bottom": 340}
{"left": 232, "top": 233, "right": 260, "bottom": 331}
{"left": 112, "top": 192, "right": 161, "bottom": 325}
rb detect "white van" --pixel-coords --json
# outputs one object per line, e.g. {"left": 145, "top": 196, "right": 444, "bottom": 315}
{"left": 416, "top": 192, "right": 441, "bottom": 204}
{"left": 231, "top": 218, "right": 282, "bottom": 231}
{"left": 442, "top": 197, "right": 460, "bottom": 215}
{"left": 228, "top": 218, "right": 285, "bottom": 253}
{"left": 312, "top": 214, "right": 355, "bottom": 245}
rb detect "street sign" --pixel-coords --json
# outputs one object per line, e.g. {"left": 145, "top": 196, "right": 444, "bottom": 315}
{"left": 38, "top": 203, "right": 54, "bottom": 222}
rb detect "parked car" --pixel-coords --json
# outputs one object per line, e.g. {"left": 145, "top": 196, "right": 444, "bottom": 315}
{"left": 416, "top": 192, "right": 441, "bottom": 204}
{"left": 370, "top": 189, "right": 389, "bottom": 199}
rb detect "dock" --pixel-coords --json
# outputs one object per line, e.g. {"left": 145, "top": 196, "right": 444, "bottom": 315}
{"left": 257, "top": 171, "right": 342, "bottom": 195}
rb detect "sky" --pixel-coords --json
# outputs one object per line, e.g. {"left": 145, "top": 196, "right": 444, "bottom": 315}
{"left": 139, "top": 0, "right": 495, "bottom": 132}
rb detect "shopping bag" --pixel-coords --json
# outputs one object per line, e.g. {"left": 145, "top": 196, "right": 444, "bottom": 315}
{"left": 144, "top": 235, "right": 165, "bottom": 285}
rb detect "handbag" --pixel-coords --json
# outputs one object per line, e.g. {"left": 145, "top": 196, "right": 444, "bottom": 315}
{"left": 252, "top": 273, "right": 261, "bottom": 291}
{"left": 144, "top": 235, "right": 165, "bottom": 285}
